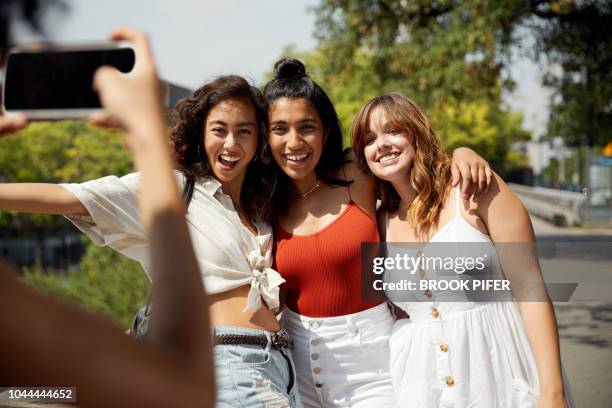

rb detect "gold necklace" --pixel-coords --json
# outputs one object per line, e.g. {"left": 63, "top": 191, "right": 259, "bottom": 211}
{"left": 298, "top": 179, "right": 321, "bottom": 198}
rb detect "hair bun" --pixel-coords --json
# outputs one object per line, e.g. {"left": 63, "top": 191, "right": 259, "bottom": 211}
{"left": 273, "top": 58, "right": 306, "bottom": 80}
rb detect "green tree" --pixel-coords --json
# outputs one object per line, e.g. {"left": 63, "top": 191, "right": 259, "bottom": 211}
{"left": 24, "top": 240, "right": 148, "bottom": 328}
{"left": 0, "top": 120, "right": 147, "bottom": 326}
{"left": 312, "top": 0, "right": 528, "bottom": 103}
{"left": 529, "top": 0, "right": 612, "bottom": 148}
{"left": 288, "top": 0, "right": 533, "bottom": 174}
{"left": 0, "top": 121, "right": 147, "bottom": 328}
{"left": 436, "top": 102, "right": 530, "bottom": 175}
{"left": 0, "top": 120, "right": 133, "bottom": 267}
{"left": 542, "top": 157, "right": 560, "bottom": 185}
{"left": 0, "top": 120, "right": 132, "bottom": 189}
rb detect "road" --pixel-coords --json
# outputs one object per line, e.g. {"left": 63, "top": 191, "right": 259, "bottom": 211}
{"left": 529, "top": 215, "right": 612, "bottom": 408}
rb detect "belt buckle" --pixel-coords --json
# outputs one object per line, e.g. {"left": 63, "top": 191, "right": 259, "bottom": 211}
{"left": 272, "top": 329, "right": 292, "bottom": 350}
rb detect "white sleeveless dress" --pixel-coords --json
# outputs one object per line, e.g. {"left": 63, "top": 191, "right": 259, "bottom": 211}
{"left": 383, "top": 188, "right": 574, "bottom": 408}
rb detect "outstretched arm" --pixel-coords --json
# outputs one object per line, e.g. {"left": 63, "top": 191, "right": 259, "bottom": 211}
{"left": 0, "top": 183, "right": 87, "bottom": 215}
{"left": 0, "top": 117, "right": 87, "bottom": 216}
{"left": 0, "top": 113, "right": 27, "bottom": 136}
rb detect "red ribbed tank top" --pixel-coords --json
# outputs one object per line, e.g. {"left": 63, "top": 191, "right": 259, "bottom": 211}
{"left": 273, "top": 200, "right": 382, "bottom": 317}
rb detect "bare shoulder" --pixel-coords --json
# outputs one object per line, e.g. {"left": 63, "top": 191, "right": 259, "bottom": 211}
{"left": 474, "top": 172, "right": 522, "bottom": 212}
{"left": 472, "top": 172, "right": 534, "bottom": 241}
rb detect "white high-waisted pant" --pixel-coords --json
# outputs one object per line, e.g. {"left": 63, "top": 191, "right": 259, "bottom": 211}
{"left": 281, "top": 303, "right": 399, "bottom": 408}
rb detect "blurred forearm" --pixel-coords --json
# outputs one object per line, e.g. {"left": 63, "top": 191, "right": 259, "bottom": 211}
{"left": 0, "top": 266, "right": 214, "bottom": 407}
{"left": 128, "top": 122, "right": 213, "bottom": 381}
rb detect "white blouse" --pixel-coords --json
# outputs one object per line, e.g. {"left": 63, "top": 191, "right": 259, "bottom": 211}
{"left": 60, "top": 172, "right": 284, "bottom": 312}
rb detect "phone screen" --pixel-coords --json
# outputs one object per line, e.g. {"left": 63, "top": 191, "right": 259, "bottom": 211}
{"left": 3, "top": 48, "right": 135, "bottom": 110}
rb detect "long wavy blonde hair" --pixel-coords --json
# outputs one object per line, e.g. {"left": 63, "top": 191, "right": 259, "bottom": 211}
{"left": 351, "top": 93, "right": 452, "bottom": 232}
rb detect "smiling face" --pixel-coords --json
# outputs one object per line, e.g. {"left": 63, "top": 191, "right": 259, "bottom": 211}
{"left": 204, "top": 98, "right": 258, "bottom": 191}
{"left": 268, "top": 97, "right": 325, "bottom": 181}
{"left": 363, "top": 106, "right": 416, "bottom": 183}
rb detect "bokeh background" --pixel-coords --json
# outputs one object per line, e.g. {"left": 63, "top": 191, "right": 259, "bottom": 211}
{"left": 1, "top": 1, "right": 611, "bottom": 406}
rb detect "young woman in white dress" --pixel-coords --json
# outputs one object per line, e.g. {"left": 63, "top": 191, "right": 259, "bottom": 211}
{"left": 351, "top": 92, "right": 573, "bottom": 408}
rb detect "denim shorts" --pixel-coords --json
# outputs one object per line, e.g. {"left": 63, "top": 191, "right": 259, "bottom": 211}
{"left": 214, "top": 326, "right": 302, "bottom": 408}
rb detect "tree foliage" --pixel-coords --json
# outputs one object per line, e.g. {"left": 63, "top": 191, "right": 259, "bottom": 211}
{"left": 286, "top": 0, "right": 534, "bottom": 175}
{"left": 0, "top": 120, "right": 133, "bottom": 235}
{"left": 529, "top": 0, "right": 612, "bottom": 147}
{"left": 24, "top": 240, "right": 148, "bottom": 328}
{"left": 281, "top": 0, "right": 610, "bottom": 177}
{"left": 312, "top": 0, "right": 527, "bottom": 103}
{"left": 0, "top": 121, "right": 144, "bottom": 325}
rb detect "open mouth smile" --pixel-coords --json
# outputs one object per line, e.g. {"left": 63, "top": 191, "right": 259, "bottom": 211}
{"left": 218, "top": 154, "right": 240, "bottom": 169}
{"left": 378, "top": 152, "right": 400, "bottom": 163}
{"left": 283, "top": 152, "right": 311, "bottom": 165}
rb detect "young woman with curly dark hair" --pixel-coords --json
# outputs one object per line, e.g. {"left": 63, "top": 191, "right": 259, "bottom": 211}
{"left": 0, "top": 75, "right": 301, "bottom": 407}
{"left": 170, "top": 75, "right": 273, "bottom": 222}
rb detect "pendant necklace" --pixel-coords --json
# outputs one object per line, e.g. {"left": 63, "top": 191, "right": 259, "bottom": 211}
{"left": 299, "top": 179, "right": 321, "bottom": 198}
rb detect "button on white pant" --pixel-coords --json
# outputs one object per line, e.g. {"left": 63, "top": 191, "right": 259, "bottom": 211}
{"left": 282, "top": 303, "right": 399, "bottom": 408}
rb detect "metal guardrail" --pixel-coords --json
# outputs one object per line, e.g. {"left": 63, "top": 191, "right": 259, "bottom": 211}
{"left": 509, "top": 183, "right": 587, "bottom": 226}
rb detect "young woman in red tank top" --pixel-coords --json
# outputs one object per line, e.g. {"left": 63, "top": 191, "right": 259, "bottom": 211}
{"left": 263, "top": 59, "right": 491, "bottom": 408}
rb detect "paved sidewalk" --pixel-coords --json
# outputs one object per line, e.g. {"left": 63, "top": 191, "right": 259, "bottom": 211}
{"left": 532, "top": 214, "right": 612, "bottom": 407}
{"left": 555, "top": 302, "right": 612, "bottom": 407}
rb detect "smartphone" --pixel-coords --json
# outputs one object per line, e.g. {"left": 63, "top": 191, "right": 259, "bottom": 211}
{"left": 2, "top": 42, "right": 135, "bottom": 119}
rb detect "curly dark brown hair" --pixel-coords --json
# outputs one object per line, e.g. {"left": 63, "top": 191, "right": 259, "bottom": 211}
{"left": 170, "top": 75, "right": 274, "bottom": 222}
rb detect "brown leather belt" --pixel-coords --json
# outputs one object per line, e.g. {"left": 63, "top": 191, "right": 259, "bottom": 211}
{"left": 214, "top": 329, "right": 293, "bottom": 350}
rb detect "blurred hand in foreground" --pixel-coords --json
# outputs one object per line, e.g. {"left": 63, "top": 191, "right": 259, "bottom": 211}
{"left": 90, "top": 27, "right": 166, "bottom": 144}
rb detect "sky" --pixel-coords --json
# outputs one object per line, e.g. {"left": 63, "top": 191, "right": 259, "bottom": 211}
{"left": 13, "top": 0, "right": 550, "bottom": 140}
{"left": 32, "top": 0, "right": 320, "bottom": 88}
